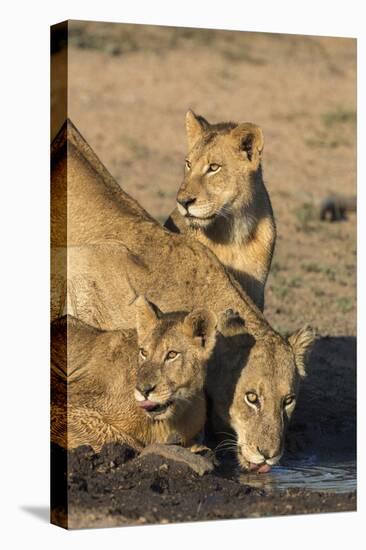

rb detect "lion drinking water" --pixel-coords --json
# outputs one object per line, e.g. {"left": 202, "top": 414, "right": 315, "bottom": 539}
{"left": 51, "top": 120, "right": 314, "bottom": 471}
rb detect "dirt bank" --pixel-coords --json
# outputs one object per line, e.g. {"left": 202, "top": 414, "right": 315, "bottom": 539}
{"left": 51, "top": 334, "right": 356, "bottom": 529}
{"left": 51, "top": 441, "right": 355, "bottom": 529}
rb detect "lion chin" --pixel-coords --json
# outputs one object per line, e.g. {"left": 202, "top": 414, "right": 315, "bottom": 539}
{"left": 185, "top": 214, "right": 216, "bottom": 229}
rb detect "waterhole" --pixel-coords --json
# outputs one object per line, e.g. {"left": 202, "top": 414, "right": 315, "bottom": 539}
{"left": 238, "top": 455, "right": 356, "bottom": 493}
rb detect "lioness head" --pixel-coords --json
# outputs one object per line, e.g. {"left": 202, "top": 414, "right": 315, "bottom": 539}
{"left": 210, "top": 312, "right": 315, "bottom": 472}
{"left": 176, "top": 110, "right": 264, "bottom": 229}
{"left": 134, "top": 296, "right": 217, "bottom": 421}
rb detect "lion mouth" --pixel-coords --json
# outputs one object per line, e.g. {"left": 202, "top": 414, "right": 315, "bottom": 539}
{"left": 238, "top": 449, "right": 275, "bottom": 473}
{"left": 138, "top": 399, "right": 173, "bottom": 417}
{"left": 186, "top": 212, "right": 216, "bottom": 221}
{"left": 247, "top": 462, "right": 272, "bottom": 474}
{"left": 185, "top": 213, "right": 216, "bottom": 228}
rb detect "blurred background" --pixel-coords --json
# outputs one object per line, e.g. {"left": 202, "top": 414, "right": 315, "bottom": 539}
{"left": 51, "top": 21, "right": 356, "bottom": 337}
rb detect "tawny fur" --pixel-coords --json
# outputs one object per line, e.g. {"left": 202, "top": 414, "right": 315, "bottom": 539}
{"left": 208, "top": 313, "right": 315, "bottom": 468}
{"left": 51, "top": 301, "right": 216, "bottom": 452}
{"left": 51, "top": 119, "right": 313, "bottom": 469}
{"left": 165, "top": 111, "right": 276, "bottom": 311}
{"left": 51, "top": 119, "right": 269, "bottom": 332}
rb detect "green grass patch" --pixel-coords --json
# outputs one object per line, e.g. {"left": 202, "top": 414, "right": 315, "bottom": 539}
{"left": 305, "top": 136, "right": 349, "bottom": 149}
{"left": 269, "top": 280, "right": 288, "bottom": 299}
{"left": 301, "top": 263, "right": 336, "bottom": 281}
{"left": 322, "top": 108, "right": 356, "bottom": 127}
{"left": 336, "top": 297, "right": 354, "bottom": 313}
{"left": 294, "top": 202, "right": 317, "bottom": 231}
{"left": 122, "top": 137, "right": 150, "bottom": 160}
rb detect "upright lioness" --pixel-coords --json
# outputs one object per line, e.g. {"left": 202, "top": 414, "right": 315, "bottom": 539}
{"left": 51, "top": 298, "right": 217, "bottom": 451}
{"left": 165, "top": 111, "right": 276, "bottom": 311}
{"left": 51, "top": 120, "right": 313, "bottom": 470}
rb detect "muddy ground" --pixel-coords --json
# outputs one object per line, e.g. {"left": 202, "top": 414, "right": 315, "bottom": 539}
{"left": 51, "top": 22, "right": 356, "bottom": 528}
{"left": 51, "top": 441, "right": 355, "bottom": 529}
{"left": 51, "top": 334, "right": 356, "bottom": 529}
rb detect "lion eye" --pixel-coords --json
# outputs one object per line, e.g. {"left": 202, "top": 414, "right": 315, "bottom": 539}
{"left": 139, "top": 348, "right": 147, "bottom": 360}
{"left": 185, "top": 159, "right": 191, "bottom": 170}
{"left": 166, "top": 350, "right": 179, "bottom": 361}
{"left": 284, "top": 395, "right": 295, "bottom": 407}
{"left": 245, "top": 392, "right": 259, "bottom": 405}
{"left": 208, "top": 163, "right": 221, "bottom": 173}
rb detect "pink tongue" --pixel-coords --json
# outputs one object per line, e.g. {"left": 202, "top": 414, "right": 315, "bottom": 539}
{"left": 138, "top": 400, "right": 158, "bottom": 411}
{"left": 248, "top": 462, "right": 272, "bottom": 474}
{"left": 257, "top": 463, "right": 272, "bottom": 474}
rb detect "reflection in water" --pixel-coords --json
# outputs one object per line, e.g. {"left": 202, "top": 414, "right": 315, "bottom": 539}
{"left": 238, "top": 456, "right": 356, "bottom": 493}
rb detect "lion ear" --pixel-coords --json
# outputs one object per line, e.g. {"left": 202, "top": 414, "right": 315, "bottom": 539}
{"left": 135, "top": 296, "right": 163, "bottom": 341}
{"left": 183, "top": 308, "right": 217, "bottom": 353}
{"left": 218, "top": 309, "right": 246, "bottom": 337}
{"left": 186, "top": 109, "right": 210, "bottom": 149}
{"left": 288, "top": 325, "right": 316, "bottom": 377}
{"left": 231, "top": 123, "right": 264, "bottom": 165}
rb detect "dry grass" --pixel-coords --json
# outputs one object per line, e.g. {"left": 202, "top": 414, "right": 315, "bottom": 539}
{"left": 52, "top": 21, "right": 356, "bottom": 337}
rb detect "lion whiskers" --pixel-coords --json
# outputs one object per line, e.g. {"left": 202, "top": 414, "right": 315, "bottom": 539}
{"left": 214, "top": 437, "right": 238, "bottom": 453}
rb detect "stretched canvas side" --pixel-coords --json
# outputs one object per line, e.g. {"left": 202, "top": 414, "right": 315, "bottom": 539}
{"left": 50, "top": 20, "right": 68, "bottom": 529}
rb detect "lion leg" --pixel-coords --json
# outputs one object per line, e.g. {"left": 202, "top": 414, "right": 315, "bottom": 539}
{"left": 187, "top": 432, "right": 210, "bottom": 454}
{"left": 52, "top": 405, "right": 143, "bottom": 453}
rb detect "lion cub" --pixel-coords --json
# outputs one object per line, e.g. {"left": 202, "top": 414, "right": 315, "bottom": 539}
{"left": 165, "top": 110, "right": 276, "bottom": 311}
{"left": 51, "top": 297, "right": 217, "bottom": 452}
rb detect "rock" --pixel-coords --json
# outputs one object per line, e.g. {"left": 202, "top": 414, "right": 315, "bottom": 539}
{"left": 140, "top": 444, "right": 215, "bottom": 476}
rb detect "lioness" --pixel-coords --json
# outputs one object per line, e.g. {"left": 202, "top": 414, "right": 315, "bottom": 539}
{"left": 51, "top": 297, "right": 217, "bottom": 451}
{"left": 208, "top": 311, "right": 314, "bottom": 472}
{"left": 165, "top": 110, "right": 276, "bottom": 311}
{"left": 51, "top": 120, "right": 313, "bottom": 470}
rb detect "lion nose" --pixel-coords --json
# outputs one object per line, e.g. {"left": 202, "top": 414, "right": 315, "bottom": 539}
{"left": 136, "top": 383, "right": 156, "bottom": 398}
{"left": 257, "top": 447, "right": 277, "bottom": 460}
{"left": 177, "top": 197, "right": 196, "bottom": 211}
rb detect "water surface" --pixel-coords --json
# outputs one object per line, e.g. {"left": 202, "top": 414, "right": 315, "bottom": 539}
{"left": 238, "top": 455, "right": 356, "bottom": 494}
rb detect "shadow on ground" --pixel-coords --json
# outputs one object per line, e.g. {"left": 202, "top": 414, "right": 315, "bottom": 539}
{"left": 20, "top": 506, "right": 49, "bottom": 523}
{"left": 49, "top": 336, "right": 356, "bottom": 528}
{"left": 287, "top": 336, "right": 356, "bottom": 457}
